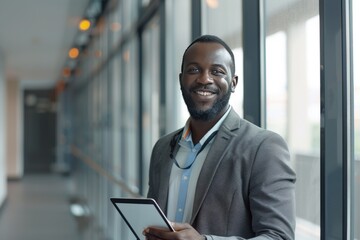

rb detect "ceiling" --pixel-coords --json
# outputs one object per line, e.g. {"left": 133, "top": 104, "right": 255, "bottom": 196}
{"left": 0, "top": 0, "right": 90, "bottom": 87}
{"left": 0, "top": 0, "right": 304, "bottom": 89}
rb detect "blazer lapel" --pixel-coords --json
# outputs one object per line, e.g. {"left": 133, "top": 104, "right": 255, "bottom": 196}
{"left": 156, "top": 157, "right": 172, "bottom": 212}
{"left": 190, "top": 109, "right": 240, "bottom": 224}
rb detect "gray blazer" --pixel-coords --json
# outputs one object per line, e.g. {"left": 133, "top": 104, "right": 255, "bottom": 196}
{"left": 147, "top": 109, "right": 296, "bottom": 240}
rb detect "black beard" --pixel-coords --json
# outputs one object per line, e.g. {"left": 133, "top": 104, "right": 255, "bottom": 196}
{"left": 181, "top": 86, "right": 231, "bottom": 121}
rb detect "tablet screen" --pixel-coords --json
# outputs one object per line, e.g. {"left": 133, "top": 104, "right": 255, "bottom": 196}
{"left": 110, "top": 198, "right": 174, "bottom": 240}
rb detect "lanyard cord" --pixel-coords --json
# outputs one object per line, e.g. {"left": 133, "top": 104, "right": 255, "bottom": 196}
{"left": 169, "top": 130, "right": 218, "bottom": 170}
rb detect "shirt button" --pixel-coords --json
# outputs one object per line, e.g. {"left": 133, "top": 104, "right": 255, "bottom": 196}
{"left": 178, "top": 208, "right": 183, "bottom": 212}
{"left": 183, "top": 176, "right": 188, "bottom": 180}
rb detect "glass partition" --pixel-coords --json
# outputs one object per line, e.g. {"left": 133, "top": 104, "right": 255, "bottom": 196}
{"left": 109, "top": 48, "right": 122, "bottom": 240}
{"left": 164, "top": 0, "right": 191, "bottom": 131}
{"left": 121, "top": 0, "right": 138, "bottom": 33}
{"left": 141, "top": 15, "right": 160, "bottom": 195}
{"left": 121, "top": 39, "right": 139, "bottom": 194}
{"left": 202, "top": 0, "right": 243, "bottom": 117}
{"left": 264, "top": 1, "right": 320, "bottom": 239}
{"left": 58, "top": 0, "right": 360, "bottom": 239}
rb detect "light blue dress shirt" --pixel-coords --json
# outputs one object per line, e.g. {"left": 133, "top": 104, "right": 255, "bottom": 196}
{"left": 167, "top": 107, "right": 231, "bottom": 223}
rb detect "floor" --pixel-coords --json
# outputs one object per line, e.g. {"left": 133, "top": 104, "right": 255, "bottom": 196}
{"left": 0, "top": 174, "right": 81, "bottom": 240}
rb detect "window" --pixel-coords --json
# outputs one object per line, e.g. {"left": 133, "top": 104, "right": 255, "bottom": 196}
{"left": 141, "top": 15, "right": 161, "bottom": 194}
{"left": 121, "top": 40, "right": 139, "bottom": 194}
{"left": 109, "top": 52, "right": 123, "bottom": 240}
{"left": 202, "top": 0, "right": 243, "bottom": 117}
{"left": 164, "top": 0, "right": 191, "bottom": 131}
{"left": 264, "top": 1, "right": 320, "bottom": 239}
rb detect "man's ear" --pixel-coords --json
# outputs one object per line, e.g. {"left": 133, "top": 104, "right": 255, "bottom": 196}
{"left": 231, "top": 75, "right": 238, "bottom": 92}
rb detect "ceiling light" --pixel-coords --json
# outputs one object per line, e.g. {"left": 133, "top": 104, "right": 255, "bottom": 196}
{"left": 79, "top": 19, "right": 91, "bottom": 31}
{"left": 68, "top": 48, "right": 79, "bottom": 59}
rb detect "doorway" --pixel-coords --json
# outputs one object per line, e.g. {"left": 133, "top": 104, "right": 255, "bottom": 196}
{"left": 23, "top": 89, "right": 56, "bottom": 173}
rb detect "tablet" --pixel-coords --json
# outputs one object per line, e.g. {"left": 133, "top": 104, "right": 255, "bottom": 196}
{"left": 110, "top": 198, "right": 175, "bottom": 239}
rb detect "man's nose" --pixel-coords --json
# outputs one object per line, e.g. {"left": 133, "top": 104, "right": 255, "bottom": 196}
{"left": 196, "top": 71, "right": 213, "bottom": 84}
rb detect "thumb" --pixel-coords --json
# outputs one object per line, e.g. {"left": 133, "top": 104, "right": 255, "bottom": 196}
{"left": 171, "top": 222, "right": 191, "bottom": 231}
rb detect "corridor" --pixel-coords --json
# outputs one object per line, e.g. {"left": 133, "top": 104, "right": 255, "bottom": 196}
{"left": 0, "top": 174, "right": 80, "bottom": 240}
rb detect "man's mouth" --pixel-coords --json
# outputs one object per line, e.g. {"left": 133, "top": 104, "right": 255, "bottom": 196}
{"left": 195, "top": 90, "right": 214, "bottom": 96}
{"left": 192, "top": 86, "right": 218, "bottom": 96}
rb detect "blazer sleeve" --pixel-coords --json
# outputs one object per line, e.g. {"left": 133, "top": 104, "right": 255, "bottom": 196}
{"left": 248, "top": 132, "right": 296, "bottom": 239}
{"left": 205, "top": 131, "right": 296, "bottom": 240}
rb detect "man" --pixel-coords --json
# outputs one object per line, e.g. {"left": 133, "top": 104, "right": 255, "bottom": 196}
{"left": 143, "top": 35, "right": 296, "bottom": 240}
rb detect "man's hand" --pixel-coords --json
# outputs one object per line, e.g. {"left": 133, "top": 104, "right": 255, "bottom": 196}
{"left": 142, "top": 222, "right": 205, "bottom": 240}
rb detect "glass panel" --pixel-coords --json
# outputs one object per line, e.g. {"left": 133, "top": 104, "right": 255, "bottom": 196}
{"left": 141, "top": 15, "right": 160, "bottom": 195}
{"left": 164, "top": 0, "right": 191, "bottom": 131}
{"left": 202, "top": 0, "right": 243, "bottom": 117}
{"left": 121, "top": 39, "right": 139, "bottom": 194}
{"left": 111, "top": 54, "right": 122, "bottom": 179}
{"left": 265, "top": 31, "right": 287, "bottom": 136}
{"left": 109, "top": 2, "right": 122, "bottom": 48}
{"left": 264, "top": 1, "right": 320, "bottom": 239}
{"left": 109, "top": 52, "right": 123, "bottom": 240}
{"left": 122, "top": 0, "right": 138, "bottom": 33}
{"left": 353, "top": 0, "right": 360, "bottom": 238}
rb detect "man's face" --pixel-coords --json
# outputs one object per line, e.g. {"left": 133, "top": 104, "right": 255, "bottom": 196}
{"left": 180, "top": 42, "right": 237, "bottom": 121}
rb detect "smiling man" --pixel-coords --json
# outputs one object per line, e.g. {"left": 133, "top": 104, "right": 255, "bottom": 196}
{"left": 144, "top": 35, "right": 296, "bottom": 240}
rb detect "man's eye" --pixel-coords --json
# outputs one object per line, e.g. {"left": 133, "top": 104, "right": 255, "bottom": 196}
{"left": 187, "top": 67, "right": 199, "bottom": 73}
{"left": 212, "top": 69, "right": 225, "bottom": 75}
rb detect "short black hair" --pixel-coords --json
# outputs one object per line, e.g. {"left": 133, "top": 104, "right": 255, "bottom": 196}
{"left": 180, "top": 35, "right": 235, "bottom": 76}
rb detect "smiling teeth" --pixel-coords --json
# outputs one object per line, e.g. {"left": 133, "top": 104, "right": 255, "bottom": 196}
{"left": 197, "top": 91, "right": 212, "bottom": 96}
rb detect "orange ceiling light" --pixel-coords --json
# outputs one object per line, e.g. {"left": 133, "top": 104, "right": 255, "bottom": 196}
{"left": 69, "top": 48, "right": 79, "bottom": 59}
{"left": 79, "top": 19, "right": 91, "bottom": 31}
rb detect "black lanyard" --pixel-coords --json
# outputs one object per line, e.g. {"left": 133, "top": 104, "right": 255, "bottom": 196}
{"left": 169, "top": 129, "right": 218, "bottom": 170}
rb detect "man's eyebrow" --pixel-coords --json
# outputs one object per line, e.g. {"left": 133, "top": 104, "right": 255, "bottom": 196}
{"left": 184, "top": 61, "right": 199, "bottom": 66}
{"left": 211, "top": 63, "right": 227, "bottom": 70}
{"left": 212, "top": 63, "right": 225, "bottom": 67}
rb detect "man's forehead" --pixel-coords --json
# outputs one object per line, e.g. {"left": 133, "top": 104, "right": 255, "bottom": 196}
{"left": 184, "top": 42, "right": 232, "bottom": 62}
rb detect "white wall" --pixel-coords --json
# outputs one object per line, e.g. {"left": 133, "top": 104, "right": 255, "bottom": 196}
{"left": 0, "top": 49, "right": 7, "bottom": 206}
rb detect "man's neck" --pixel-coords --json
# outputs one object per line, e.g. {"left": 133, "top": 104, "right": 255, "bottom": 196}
{"left": 189, "top": 107, "right": 229, "bottom": 144}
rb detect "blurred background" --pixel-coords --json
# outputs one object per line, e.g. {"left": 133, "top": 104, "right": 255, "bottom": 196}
{"left": 0, "top": 0, "right": 358, "bottom": 239}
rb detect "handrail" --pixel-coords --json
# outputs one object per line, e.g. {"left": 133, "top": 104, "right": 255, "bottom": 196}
{"left": 71, "top": 145, "right": 142, "bottom": 198}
